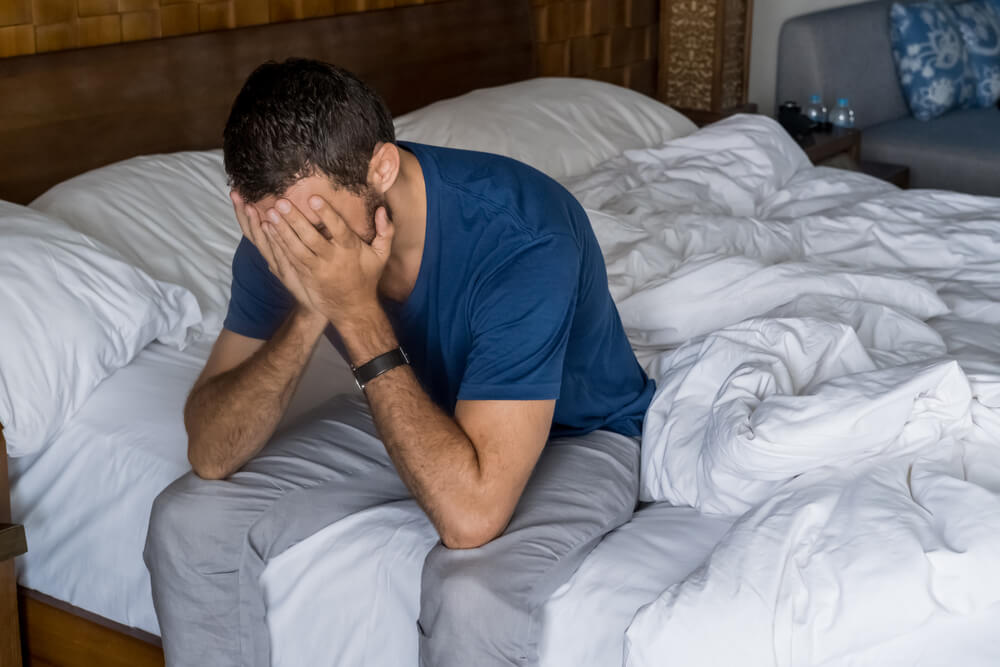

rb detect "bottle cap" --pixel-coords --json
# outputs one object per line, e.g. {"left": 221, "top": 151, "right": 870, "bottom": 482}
{"left": 810, "top": 94, "right": 822, "bottom": 103}
{"left": 838, "top": 98, "right": 849, "bottom": 106}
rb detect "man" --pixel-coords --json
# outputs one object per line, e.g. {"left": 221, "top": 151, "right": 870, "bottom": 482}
{"left": 144, "top": 58, "right": 654, "bottom": 667}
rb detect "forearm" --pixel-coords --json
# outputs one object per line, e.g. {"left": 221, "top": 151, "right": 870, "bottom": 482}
{"left": 338, "top": 309, "right": 490, "bottom": 548}
{"left": 185, "top": 308, "right": 326, "bottom": 479}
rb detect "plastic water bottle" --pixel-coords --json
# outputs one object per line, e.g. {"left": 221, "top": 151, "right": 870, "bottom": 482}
{"left": 830, "top": 98, "right": 856, "bottom": 128}
{"left": 803, "top": 94, "right": 828, "bottom": 124}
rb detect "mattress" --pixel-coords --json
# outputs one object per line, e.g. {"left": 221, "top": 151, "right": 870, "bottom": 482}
{"left": 8, "top": 336, "right": 734, "bottom": 665}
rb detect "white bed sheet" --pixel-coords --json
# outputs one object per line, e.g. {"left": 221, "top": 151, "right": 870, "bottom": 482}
{"left": 8, "top": 336, "right": 733, "bottom": 666}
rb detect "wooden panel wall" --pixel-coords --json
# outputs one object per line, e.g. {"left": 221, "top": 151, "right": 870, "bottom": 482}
{"left": 532, "top": 0, "right": 659, "bottom": 97}
{"left": 1, "top": 0, "right": 661, "bottom": 97}
{"left": 0, "top": 0, "right": 446, "bottom": 57}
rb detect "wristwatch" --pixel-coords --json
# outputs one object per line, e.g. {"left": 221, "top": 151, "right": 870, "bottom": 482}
{"left": 351, "top": 347, "right": 410, "bottom": 391}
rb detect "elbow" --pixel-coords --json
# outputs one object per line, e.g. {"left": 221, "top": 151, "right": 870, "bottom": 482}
{"left": 189, "top": 457, "right": 228, "bottom": 481}
{"left": 185, "top": 428, "right": 229, "bottom": 481}
{"left": 187, "top": 446, "right": 228, "bottom": 480}
{"left": 438, "top": 510, "right": 508, "bottom": 550}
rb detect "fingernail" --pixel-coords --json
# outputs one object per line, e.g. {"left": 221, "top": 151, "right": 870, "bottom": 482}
{"left": 268, "top": 209, "right": 280, "bottom": 222}
{"left": 309, "top": 196, "right": 323, "bottom": 210}
{"left": 245, "top": 205, "right": 254, "bottom": 217}
{"left": 277, "top": 200, "right": 291, "bottom": 213}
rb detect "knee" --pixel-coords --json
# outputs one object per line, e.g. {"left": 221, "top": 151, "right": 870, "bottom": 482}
{"left": 144, "top": 473, "right": 228, "bottom": 572}
{"left": 420, "top": 545, "right": 517, "bottom": 635}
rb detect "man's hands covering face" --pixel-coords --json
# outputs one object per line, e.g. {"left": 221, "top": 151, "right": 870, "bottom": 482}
{"left": 230, "top": 190, "right": 394, "bottom": 327}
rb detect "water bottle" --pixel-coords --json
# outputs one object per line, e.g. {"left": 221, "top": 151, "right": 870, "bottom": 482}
{"left": 803, "top": 94, "right": 828, "bottom": 124}
{"left": 830, "top": 98, "right": 856, "bottom": 128}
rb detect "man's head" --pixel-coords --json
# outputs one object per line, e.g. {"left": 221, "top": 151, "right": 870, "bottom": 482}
{"left": 223, "top": 59, "right": 396, "bottom": 242}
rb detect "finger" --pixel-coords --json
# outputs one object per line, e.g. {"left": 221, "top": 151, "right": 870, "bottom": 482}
{"left": 263, "top": 223, "right": 300, "bottom": 283}
{"left": 265, "top": 210, "right": 314, "bottom": 268}
{"left": 230, "top": 190, "right": 252, "bottom": 240}
{"left": 247, "top": 205, "right": 278, "bottom": 271}
{"left": 308, "top": 195, "right": 356, "bottom": 247}
{"left": 275, "top": 199, "right": 326, "bottom": 254}
{"left": 370, "top": 206, "right": 395, "bottom": 259}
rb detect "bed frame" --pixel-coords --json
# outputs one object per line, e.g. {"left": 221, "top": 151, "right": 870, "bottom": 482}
{"left": 0, "top": 1, "right": 533, "bottom": 663}
{"left": 0, "top": 0, "right": 534, "bottom": 205}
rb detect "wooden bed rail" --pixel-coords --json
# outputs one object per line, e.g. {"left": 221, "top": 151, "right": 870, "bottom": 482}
{"left": 2, "top": 427, "right": 26, "bottom": 666}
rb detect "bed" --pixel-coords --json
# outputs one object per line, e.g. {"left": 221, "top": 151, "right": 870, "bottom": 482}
{"left": 5, "top": 2, "right": 1000, "bottom": 666}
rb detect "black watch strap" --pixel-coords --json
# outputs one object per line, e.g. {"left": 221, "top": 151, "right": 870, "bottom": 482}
{"left": 351, "top": 347, "right": 409, "bottom": 390}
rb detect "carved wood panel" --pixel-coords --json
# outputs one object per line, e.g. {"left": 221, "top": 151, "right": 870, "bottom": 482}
{"left": 658, "top": 0, "right": 751, "bottom": 112}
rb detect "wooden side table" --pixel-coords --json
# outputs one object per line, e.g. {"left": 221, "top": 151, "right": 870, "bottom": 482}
{"left": 677, "top": 103, "right": 759, "bottom": 127}
{"left": 1, "top": 429, "right": 27, "bottom": 667}
{"left": 797, "top": 126, "right": 910, "bottom": 188}
{"left": 798, "top": 127, "right": 862, "bottom": 164}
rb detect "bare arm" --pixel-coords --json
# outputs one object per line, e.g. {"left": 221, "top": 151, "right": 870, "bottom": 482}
{"left": 337, "top": 309, "right": 553, "bottom": 549}
{"left": 186, "top": 191, "right": 330, "bottom": 480}
{"left": 185, "top": 308, "right": 327, "bottom": 480}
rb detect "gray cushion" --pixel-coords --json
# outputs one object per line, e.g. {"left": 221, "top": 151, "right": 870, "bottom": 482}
{"left": 777, "top": 0, "right": 909, "bottom": 130}
{"left": 862, "top": 108, "right": 1000, "bottom": 196}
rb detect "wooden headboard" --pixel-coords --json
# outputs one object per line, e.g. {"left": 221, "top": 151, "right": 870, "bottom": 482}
{"left": 0, "top": 0, "right": 534, "bottom": 205}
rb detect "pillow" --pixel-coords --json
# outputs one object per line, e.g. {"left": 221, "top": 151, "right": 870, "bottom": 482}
{"left": 0, "top": 201, "right": 201, "bottom": 456}
{"left": 953, "top": 0, "right": 1000, "bottom": 107}
{"left": 31, "top": 150, "right": 237, "bottom": 337}
{"left": 32, "top": 80, "right": 697, "bottom": 333}
{"left": 889, "top": 1, "right": 977, "bottom": 120}
{"left": 394, "top": 77, "right": 698, "bottom": 179}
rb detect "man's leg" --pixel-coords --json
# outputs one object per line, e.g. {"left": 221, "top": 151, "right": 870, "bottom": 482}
{"left": 417, "top": 429, "right": 641, "bottom": 667}
{"left": 144, "top": 393, "right": 410, "bottom": 667}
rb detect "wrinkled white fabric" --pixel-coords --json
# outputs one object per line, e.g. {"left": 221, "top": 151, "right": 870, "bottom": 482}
{"left": 596, "top": 116, "right": 1000, "bottom": 667}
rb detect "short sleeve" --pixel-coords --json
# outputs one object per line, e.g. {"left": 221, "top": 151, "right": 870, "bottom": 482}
{"left": 458, "top": 233, "right": 580, "bottom": 401}
{"left": 222, "top": 237, "right": 295, "bottom": 340}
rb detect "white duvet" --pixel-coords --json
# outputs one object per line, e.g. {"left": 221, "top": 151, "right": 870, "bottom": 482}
{"left": 560, "top": 115, "right": 1000, "bottom": 666}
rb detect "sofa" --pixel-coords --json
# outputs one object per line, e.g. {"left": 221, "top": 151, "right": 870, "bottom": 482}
{"left": 777, "top": 0, "right": 1000, "bottom": 197}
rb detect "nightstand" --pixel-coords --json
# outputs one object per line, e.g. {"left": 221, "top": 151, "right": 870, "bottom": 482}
{"left": 1, "top": 430, "right": 26, "bottom": 667}
{"left": 797, "top": 126, "right": 910, "bottom": 189}
{"left": 677, "top": 103, "right": 760, "bottom": 127}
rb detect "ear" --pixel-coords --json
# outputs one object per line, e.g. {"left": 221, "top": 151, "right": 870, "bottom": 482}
{"left": 368, "top": 142, "right": 400, "bottom": 195}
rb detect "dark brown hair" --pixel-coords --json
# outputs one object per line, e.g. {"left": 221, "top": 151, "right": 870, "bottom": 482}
{"left": 223, "top": 58, "right": 395, "bottom": 202}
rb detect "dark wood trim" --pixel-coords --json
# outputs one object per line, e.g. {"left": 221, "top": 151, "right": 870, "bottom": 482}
{"left": 19, "top": 589, "right": 161, "bottom": 647}
{"left": 19, "top": 591, "right": 163, "bottom": 667}
{"left": 0, "top": 525, "right": 27, "bottom": 563}
{"left": 743, "top": 0, "right": 755, "bottom": 107}
{"left": 0, "top": 0, "right": 535, "bottom": 204}
{"left": 710, "top": 0, "right": 727, "bottom": 113}
{"left": 657, "top": 0, "right": 673, "bottom": 104}
{"left": 2, "top": 431, "right": 25, "bottom": 667}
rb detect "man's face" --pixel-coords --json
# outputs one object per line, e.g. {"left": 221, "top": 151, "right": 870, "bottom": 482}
{"left": 250, "top": 173, "right": 388, "bottom": 244}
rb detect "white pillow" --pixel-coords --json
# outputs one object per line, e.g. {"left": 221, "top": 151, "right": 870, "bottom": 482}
{"left": 31, "top": 150, "right": 237, "bottom": 336}
{"left": 0, "top": 201, "right": 201, "bottom": 456}
{"left": 394, "top": 77, "right": 698, "bottom": 179}
{"left": 29, "top": 78, "right": 697, "bottom": 337}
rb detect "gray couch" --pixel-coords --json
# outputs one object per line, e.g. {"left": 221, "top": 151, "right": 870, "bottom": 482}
{"left": 777, "top": 0, "right": 1000, "bottom": 197}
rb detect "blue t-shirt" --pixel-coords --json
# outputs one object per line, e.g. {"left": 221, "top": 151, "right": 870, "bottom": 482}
{"left": 223, "top": 142, "right": 654, "bottom": 437}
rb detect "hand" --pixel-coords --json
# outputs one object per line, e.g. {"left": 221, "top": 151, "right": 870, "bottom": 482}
{"left": 260, "top": 195, "right": 394, "bottom": 327}
{"left": 230, "top": 191, "right": 322, "bottom": 321}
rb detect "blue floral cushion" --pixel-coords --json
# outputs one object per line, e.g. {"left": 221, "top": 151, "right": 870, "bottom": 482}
{"left": 890, "top": 1, "right": 977, "bottom": 120}
{"left": 953, "top": 0, "right": 1000, "bottom": 107}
